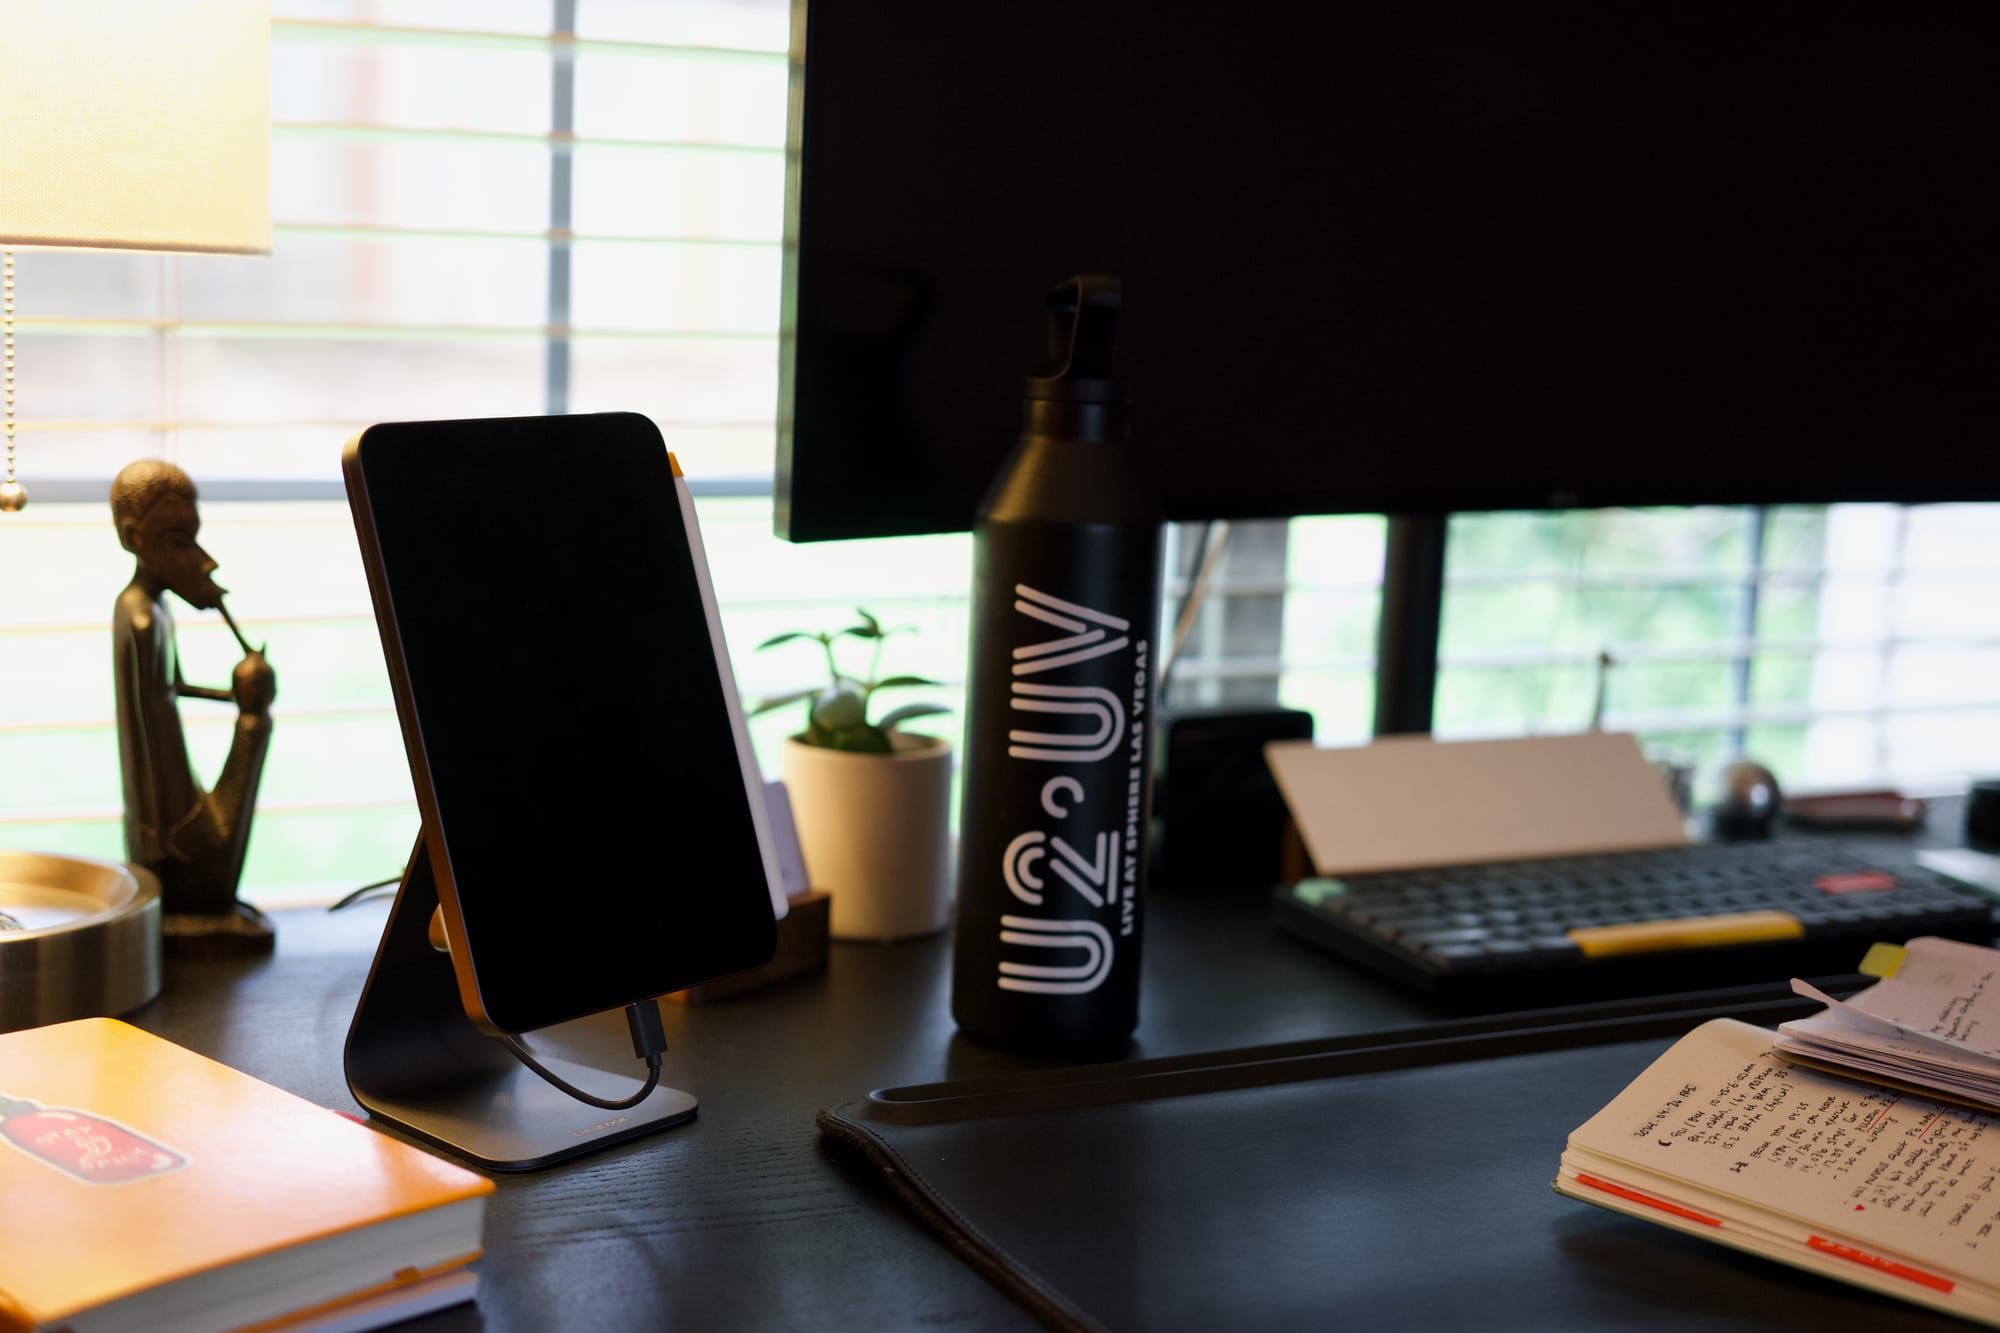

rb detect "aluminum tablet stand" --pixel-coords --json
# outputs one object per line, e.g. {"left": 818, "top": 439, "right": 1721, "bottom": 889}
{"left": 344, "top": 838, "right": 696, "bottom": 1172}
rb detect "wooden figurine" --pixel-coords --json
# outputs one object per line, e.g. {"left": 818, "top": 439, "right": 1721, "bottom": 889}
{"left": 109, "top": 460, "right": 276, "bottom": 955}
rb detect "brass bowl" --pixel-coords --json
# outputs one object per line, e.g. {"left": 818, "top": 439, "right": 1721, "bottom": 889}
{"left": 0, "top": 850, "right": 162, "bottom": 1032}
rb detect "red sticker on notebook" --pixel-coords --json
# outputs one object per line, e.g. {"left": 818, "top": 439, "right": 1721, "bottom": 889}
{"left": 1815, "top": 870, "right": 1897, "bottom": 895}
{"left": 0, "top": 1094, "right": 187, "bottom": 1184}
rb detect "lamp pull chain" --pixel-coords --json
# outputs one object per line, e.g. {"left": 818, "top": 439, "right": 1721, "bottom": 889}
{"left": 1, "top": 247, "right": 21, "bottom": 513}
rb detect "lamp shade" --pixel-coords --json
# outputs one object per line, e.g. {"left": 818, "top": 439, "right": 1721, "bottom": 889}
{"left": 0, "top": 0, "right": 271, "bottom": 253}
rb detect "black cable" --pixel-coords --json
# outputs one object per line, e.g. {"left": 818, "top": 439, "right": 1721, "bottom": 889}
{"left": 326, "top": 875, "right": 402, "bottom": 911}
{"left": 328, "top": 866, "right": 672, "bottom": 1111}
{"left": 332, "top": 842, "right": 425, "bottom": 911}
{"left": 495, "top": 999, "right": 671, "bottom": 1111}
{"left": 497, "top": 1037, "right": 662, "bottom": 1110}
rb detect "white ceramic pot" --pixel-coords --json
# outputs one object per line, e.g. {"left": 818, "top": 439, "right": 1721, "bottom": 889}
{"left": 780, "top": 732, "right": 954, "bottom": 942}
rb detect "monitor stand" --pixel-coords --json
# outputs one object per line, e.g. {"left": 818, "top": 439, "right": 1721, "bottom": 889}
{"left": 344, "top": 837, "right": 697, "bottom": 1172}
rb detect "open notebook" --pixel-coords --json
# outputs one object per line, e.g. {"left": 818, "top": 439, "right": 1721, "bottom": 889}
{"left": 1556, "top": 1016, "right": 2000, "bottom": 1327}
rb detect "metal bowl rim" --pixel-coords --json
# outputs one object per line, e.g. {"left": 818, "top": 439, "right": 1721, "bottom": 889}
{"left": 0, "top": 851, "right": 161, "bottom": 939}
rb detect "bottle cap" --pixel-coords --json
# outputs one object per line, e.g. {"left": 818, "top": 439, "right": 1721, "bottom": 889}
{"left": 1023, "top": 273, "right": 1124, "bottom": 409}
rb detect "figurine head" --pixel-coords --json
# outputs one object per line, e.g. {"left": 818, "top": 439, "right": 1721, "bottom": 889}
{"left": 110, "top": 459, "right": 227, "bottom": 610}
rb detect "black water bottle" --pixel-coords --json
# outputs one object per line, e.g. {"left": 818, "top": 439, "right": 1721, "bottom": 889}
{"left": 950, "top": 273, "right": 1164, "bottom": 1057}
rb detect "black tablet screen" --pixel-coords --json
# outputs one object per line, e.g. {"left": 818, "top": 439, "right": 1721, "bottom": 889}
{"left": 349, "top": 412, "right": 777, "bottom": 1032}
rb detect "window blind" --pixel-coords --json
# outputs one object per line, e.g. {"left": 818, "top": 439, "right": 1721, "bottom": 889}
{"left": 1169, "top": 504, "right": 2000, "bottom": 804}
{"left": 0, "top": 1, "right": 987, "bottom": 909}
{"left": 3, "top": 2, "right": 1994, "bottom": 910}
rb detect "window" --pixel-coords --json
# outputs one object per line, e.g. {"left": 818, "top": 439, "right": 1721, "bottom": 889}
{"left": 1, "top": 0, "right": 976, "bottom": 908}
{"left": 4, "top": 2, "right": 1995, "bottom": 910}
{"left": 1172, "top": 504, "right": 2000, "bottom": 806}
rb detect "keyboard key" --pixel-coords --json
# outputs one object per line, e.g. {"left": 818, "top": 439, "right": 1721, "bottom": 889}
{"left": 1816, "top": 870, "right": 1898, "bottom": 895}
{"left": 1402, "top": 927, "right": 1494, "bottom": 948}
{"left": 1567, "top": 910, "right": 1805, "bottom": 956}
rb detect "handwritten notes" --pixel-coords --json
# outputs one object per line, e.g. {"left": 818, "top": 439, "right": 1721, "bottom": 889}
{"left": 1559, "top": 1016, "right": 2000, "bottom": 1324}
{"left": 1568, "top": 1019, "right": 2000, "bottom": 1260}
{"left": 1777, "top": 937, "right": 2000, "bottom": 1109}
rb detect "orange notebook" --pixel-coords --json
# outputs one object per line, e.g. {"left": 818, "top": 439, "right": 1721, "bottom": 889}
{"left": 0, "top": 1018, "right": 494, "bottom": 1333}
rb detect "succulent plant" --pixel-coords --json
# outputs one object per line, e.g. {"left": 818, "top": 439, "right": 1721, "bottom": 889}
{"left": 749, "top": 608, "right": 950, "bottom": 754}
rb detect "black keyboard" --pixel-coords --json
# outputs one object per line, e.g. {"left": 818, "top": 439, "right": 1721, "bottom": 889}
{"left": 1271, "top": 840, "right": 1999, "bottom": 1006}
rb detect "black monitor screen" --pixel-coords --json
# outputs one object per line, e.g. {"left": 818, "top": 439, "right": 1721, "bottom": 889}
{"left": 778, "top": 2, "right": 2000, "bottom": 541}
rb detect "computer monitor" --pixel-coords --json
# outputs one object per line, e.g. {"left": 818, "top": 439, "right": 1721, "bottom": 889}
{"left": 777, "top": 1, "right": 2000, "bottom": 547}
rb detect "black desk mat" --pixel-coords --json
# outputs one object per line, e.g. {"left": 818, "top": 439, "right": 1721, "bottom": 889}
{"left": 819, "top": 988, "right": 1977, "bottom": 1332}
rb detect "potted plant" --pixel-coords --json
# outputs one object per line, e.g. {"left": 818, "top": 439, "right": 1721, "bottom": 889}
{"left": 750, "top": 610, "right": 954, "bottom": 941}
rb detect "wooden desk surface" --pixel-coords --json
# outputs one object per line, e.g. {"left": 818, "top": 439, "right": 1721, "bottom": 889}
{"left": 123, "top": 807, "right": 1980, "bottom": 1331}
{"left": 128, "top": 880, "right": 1453, "bottom": 1332}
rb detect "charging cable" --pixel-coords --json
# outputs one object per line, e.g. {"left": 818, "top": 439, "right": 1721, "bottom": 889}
{"left": 497, "top": 999, "right": 670, "bottom": 1111}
